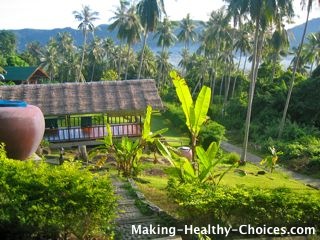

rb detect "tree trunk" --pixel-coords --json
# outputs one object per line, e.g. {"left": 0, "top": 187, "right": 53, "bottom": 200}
{"left": 278, "top": 1, "right": 311, "bottom": 139}
{"left": 271, "top": 53, "right": 277, "bottom": 82}
{"left": 231, "top": 75, "right": 238, "bottom": 99}
{"left": 242, "top": 55, "right": 248, "bottom": 74}
{"left": 138, "top": 27, "right": 148, "bottom": 79}
{"left": 241, "top": 16, "right": 260, "bottom": 164}
{"left": 79, "top": 30, "right": 87, "bottom": 82}
{"left": 117, "top": 42, "right": 123, "bottom": 80}
{"left": 78, "top": 145, "right": 89, "bottom": 164}
{"left": 158, "top": 45, "right": 165, "bottom": 90}
{"left": 124, "top": 44, "right": 131, "bottom": 80}
{"left": 90, "top": 62, "right": 96, "bottom": 82}
{"left": 223, "top": 62, "right": 232, "bottom": 114}
{"left": 209, "top": 67, "right": 216, "bottom": 104}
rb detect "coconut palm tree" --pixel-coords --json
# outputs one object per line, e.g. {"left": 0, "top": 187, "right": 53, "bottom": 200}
{"left": 137, "top": 0, "right": 166, "bottom": 79}
{"left": 123, "top": 5, "right": 142, "bottom": 80}
{"left": 265, "top": 26, "right": 290, "bottom": 82}
{"left": 88, "top": 37, "right": 105, "bottom": 81}
{"left": 201, "top": 8, "right": 230, "bottom": 102}
{"left": 156, "top": 50, "right": 172, "bottom": 89}
{"left": 177, "top": 13, "right": 197, "bottom": 52}
{"left": 109, "top": 0, "right": 130, "bottom": 79}
{"left": 154, "top": 17, "right": 177, "bottom": 87}
{"left": 73, "top": 5, "right": 99, "bottom": 82}
{"left": 278, "top": 0, "right": 319, "bottom": 138}
{"left": 305, "top": 32, "right": 320, "bottom": 75}
{"left": 56, "top": 32, "right": 76, "bottom": 82}
{"left": 137, "top": 46, "right": 157, "bottom": 79}
{"left": 225, "top": 0, "right": 294, "bottom": 163}
{"left": 40, "top": 38, "right": 59, "bottom": 82}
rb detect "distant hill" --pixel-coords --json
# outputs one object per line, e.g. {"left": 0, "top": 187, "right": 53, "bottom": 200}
{"left": 287, "top": 18, "right": 320, "bottom": 47}
{"left": 8, "top": 17, "right": 320, "bottom": 53}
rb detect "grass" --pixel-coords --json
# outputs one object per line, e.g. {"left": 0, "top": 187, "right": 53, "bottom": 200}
{"left": 151, "top": 112, "right": 189, "bottom": 147}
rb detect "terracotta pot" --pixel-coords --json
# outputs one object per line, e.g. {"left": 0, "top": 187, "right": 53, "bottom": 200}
{"left": 178, "top": 146, "right": 193, "bottom": 161}
{"left": 0, "top": 101, "right": 45, "bottom": 160}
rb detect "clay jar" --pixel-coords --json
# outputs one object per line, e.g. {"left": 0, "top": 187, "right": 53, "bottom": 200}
{"left": 178, "top": 146, "right": 193, "bottom": 161}
{"left": 0, "top": 100, "right": 45, "bottom": 160}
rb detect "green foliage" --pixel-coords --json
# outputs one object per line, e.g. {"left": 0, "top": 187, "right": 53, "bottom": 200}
{"left": 6, "top": 54, "right": 29, "bottom": 67}
{"left": 101, "top": 69, "right": 118, "bottom": 81}
{"left": 0, "top": 144, "right": 117, "bottom": 239}
{"left": 171, "top": 71, "right": 211, "bottom": 137}
{"left": 260, "top": 146, "right": 282, "bottom": 173}
{"left": 0, "top": 30, "right": 17, "bottom": 56}
{"left": 291, "top": 75, "right": 320, "bottom": 128}
{"left": 198, "top": 120, "right": 225, "bottom": 149}
{"left": 167, "top": 179, "right": 320, "bottom": 230}
{"left": 98, "top": 106, "right": 167, "bottom": 177}
{"left": 162, "top": 102, "right": 188, "bottom": 133}
{"left": 170, "top": 71, "right": 211, "bottom": 165}
{"left": 157, "top": 72, "right": 232, "bottom": 184}
{"left": 223, "top": 152, "right": 240, "bottom": 165}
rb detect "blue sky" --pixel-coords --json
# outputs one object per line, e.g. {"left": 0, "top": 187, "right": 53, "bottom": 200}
{"left": 1, "top": 0, "right": 319, "bottom": 30}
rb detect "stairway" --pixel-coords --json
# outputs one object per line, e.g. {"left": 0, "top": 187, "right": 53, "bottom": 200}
{"left": 111, "top": 176, "right": 182, "bottom": 240}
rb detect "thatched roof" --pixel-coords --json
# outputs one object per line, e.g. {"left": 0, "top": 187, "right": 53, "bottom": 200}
{"left": 0, "top": 80, "right": 163, "bottom": 116}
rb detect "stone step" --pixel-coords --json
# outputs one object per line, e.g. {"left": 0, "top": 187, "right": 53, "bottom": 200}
{"left": 117, "top": 199, "right": 136, "bottom": 205}
{"left": 116, "top": 215, "right": 159, "bottom": 225}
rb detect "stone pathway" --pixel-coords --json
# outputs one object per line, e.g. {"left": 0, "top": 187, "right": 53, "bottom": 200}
{"left": 111, "top": 176, "right": 182, "bottom": 240}
{"left": 220, "top": 141, "right": 320, "bottom": 189}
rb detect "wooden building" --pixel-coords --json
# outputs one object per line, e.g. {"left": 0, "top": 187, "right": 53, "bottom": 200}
{"left": 0, "top": 80, "right": 163, "bottom": 146}
{"left": 2, "top": 66, "right": 49, "bottom": 84}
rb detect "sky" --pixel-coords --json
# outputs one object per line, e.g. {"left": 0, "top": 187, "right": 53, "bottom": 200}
{"left": 1, "top": 0, "right": 319, "bottom": 30}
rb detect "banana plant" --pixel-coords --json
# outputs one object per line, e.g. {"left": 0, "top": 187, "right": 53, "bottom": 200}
{"left": 92, "top": 105, "right": 167, "bottom": 177}
{"left": 260, "top": 146, "right": 283, "bottom": 173}
{"left": 156, "top": 140, "right": 229, "bottom": 184}
{"left": 170, "top": 71, "right": 211, "bottom": 170}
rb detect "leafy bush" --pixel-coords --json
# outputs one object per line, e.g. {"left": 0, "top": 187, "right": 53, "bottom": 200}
{"left": 167, "top": 179, "right": 320, "bottom": 233}
{"left": 199, "top": 120, "right": 225, "bottom": 149}
{"left": 0, "top": 144, "right": 117, "bottom": 239}
{"left": 222, "top": 152, "right": 240, "bottom": 164}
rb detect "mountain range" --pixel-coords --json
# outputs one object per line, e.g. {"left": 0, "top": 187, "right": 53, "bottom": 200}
{"left": 9, "top": 18, "right": 320, "bottom": 56}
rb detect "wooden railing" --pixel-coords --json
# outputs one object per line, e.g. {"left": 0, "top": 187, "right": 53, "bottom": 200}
{"left": 44, "top": 115, "right": 142, "bottom": 143}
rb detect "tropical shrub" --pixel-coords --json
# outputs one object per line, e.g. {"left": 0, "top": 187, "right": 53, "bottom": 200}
{"left": 167, "top": 179, "right": 320, "bottom": 233}
{"left": 0, "top": 144, "right": 117, "bottom": 239}
{"left": 97, "top": 106, "right": 167, "bottom": 177}
{"left": 157, "top": 72, "right": 233, "bottom": 184}
{"left": 198, "top": 120, "right": 225, "bottom": 149}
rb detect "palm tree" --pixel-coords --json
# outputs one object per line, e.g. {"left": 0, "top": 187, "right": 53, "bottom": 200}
{"left": 154, "top": 17, "right": 177, "bottom": 87}
{"left": 177, "top": 13, "right": 197, "bottom": 52}
{"left": 40, "top": 38, "right": 59, "bottom": 82}
{"left": 278, "top": 0, "right": 319, "bottom": 138}
{"left": 178, "top": 48, "right": 191, "bottom": 74}
{"left": 137, "top": 0, "right": 166, "bottom": 79}
{"left": 156, "top": 50, "right": 172, "bottom": 89}
{"left": 268, "top": 26, "right": 289, "bottom": 82}
{"left": 73, "top": 5, "right": 99, "bottom": 82}
{"left": 88, "top": 37, "right": 105, "bottom": 81}
{"left": 225, "top": 0, "right": 294, "bottom": 163}
{"left": 56, "top": 32, "right": 76, "bottom": 82}
{"left": 234, "top": 23, "right": 253, "bottom": 74}
{"left": 123, "top": 5, "right": 142, "bottom": 80}
{"left": 305, "top": 32, "right": 320, "bottom": 75}
{"left": 109, "top": 0, "right": 130, "bottom": 79}
{"left": 201, "top": 8, "right": 230, "bottom": 102}
{"left": 137, "top": 46, "right": 157, "bottom": 79}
